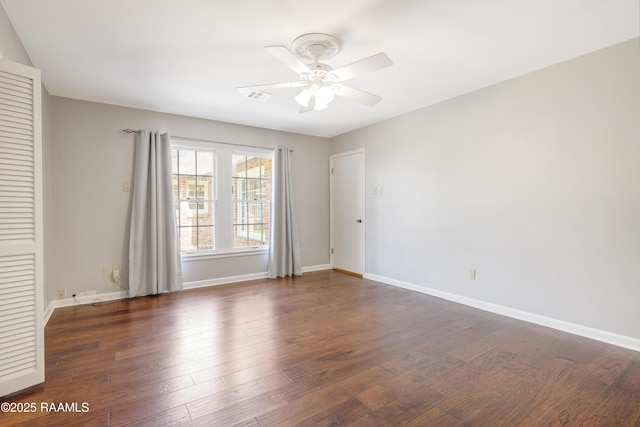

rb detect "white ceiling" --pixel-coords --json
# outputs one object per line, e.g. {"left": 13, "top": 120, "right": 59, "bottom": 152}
{"left": 2, "top": 0, "right": 638, "bottom": 138}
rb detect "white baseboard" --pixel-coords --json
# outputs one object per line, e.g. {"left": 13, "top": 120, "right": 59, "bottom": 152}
{"left": 44, "top": 291, "right": 128, "bottom": 325}
{"left": 44, "top": 264, "right": 333, "bottom": 325}
{"left": 183, "top": 272, "right": 269, "bottom": 289}
{"left": 364, "top": 272, "right": 640, "bottom": 353}
{"left": 302, "top": 264, "right": 332, "bottom": 273}
{"left": 182, "top": 264, "right": 332, "bottom": 290}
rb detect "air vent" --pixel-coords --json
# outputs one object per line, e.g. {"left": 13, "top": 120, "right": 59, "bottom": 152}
{"left": 245, "top": 91, "right": 271, "bottom": 102}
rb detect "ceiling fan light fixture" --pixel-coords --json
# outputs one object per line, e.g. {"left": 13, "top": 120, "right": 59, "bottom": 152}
{"left": 316, "top": 85, "right": 335, "bottom": 106}
{"left": 295, "top": 88, "right": 311, "bottom": 107}
{"left": 295, "top": 84, "right": 336, "bottom": 110}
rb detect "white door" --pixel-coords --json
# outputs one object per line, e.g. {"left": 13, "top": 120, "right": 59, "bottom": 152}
{"left": 330, "top": 149, "right": 365, "bottom": 276}
{"left": 0, "top": 59, "right": 44, "bottom": 397}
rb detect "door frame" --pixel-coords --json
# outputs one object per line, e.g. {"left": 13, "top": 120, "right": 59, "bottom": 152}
{"left": 330, "top": 148, "right": 365, "bottom": 276}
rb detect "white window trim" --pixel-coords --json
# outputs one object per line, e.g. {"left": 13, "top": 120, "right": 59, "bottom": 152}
{"left": 180, "top": 247, "right": 268, "bottom": 262}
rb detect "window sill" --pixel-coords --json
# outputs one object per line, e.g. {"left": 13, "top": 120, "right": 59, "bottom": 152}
{"left": 180, "top": 247, "right": 268, "bottom": 262}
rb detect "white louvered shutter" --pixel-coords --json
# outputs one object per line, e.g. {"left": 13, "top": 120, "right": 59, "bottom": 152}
{"left": 0, "top": 59, "right": 44, "bottom": 397}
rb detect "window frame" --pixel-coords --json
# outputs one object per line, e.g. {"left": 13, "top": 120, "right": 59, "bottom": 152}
{"left": 171, "top": 137, "right": 273, "bottom": 259}
{"left": 172, "top": 141, "right": 217, "bottom": 254}
{"left": 231, "top": 152, "right": 272, "bottom": 249}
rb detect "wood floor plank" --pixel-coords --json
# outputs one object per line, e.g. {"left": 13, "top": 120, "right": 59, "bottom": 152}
{"left": 616, "top": 360, "right": 640, "bottom": 395}
{"left": 123, "top": 404, "right": 191, "bottom": 427}
{"left": 185, "top": 372, "right": 290, "bottom": 419}
{"left": 574, "top": 386, "right": 640, "bottom": 426}
{"left": 587, "top": 345, "right": 637, "bottom": 387}
{"left": 404, "top": 406, "right": 462, "bottom": 427}
{"left": 1, "top": 270, "right": 639, "bottom": 426}
{"left": 368, "top": 383, "right": 444, "bottom": 425}
{"left": 459, "top": 357, "right": 584, "bottom": 426}
{"left": 255, "top": 385, "right": 352, "bottom": 426}
{"left": 295, "top": 397, "right": 372, "bottom": 427}
{"left": 185, "top": 391, "right": 287, "bottom": 427}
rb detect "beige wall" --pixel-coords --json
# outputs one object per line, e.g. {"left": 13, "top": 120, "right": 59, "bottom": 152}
{"left": 3, "top": 2, "right": 330, "bottom": 309}
{"left": 0, "top": 4, "right": 31, "bottom": 65}
{"left": 332, "top": 38, "right": 640, "bottom": 341}
{"left": 49, "top": 98, "right": 331, "bottom": 302}
{"left": 1, "top": 4, "right": 56, "bottom": 306}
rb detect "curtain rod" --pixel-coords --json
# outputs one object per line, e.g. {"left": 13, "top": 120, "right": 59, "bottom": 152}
{"left": 120, "top": 129, "right": 293, "bottom": 152}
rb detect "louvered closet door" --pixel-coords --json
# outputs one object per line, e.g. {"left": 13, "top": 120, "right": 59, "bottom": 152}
{"left": 0, "top": 59, "right": 43, "bottom": 397}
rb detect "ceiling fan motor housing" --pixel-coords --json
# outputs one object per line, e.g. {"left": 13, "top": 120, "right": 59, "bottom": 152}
{"left": 292, "top": 33, "right": 342, "bottom": 61}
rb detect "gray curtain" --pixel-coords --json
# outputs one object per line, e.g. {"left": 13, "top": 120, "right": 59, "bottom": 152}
{"left": 129, "top": 130, "right": 183, "bottom": 297}
{"left": 267, "top": 147, "right": 302, "bottom": 278}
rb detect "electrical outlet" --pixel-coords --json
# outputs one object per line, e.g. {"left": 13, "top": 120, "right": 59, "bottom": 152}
{"left": 57, "top": 289, "right": 66, "bottom": 299}
{"left": 469, "top": 268, "right": 477, "bottom": 280}
{"left": 112, "top": 265, "right": 120, "bottom": 282}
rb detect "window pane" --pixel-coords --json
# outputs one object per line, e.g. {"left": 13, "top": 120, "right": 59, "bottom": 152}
{"left": 180, "top": 175, "right": 197, "bottom": 199}
{"left": 247, "top": 179, "right": 259, "bottom": 200}
{"left": 233, "top": 177, "right": 245, "bottom": 201}
{"left": 262, "top": 222, "right": 270, "bottom": 246}
{"left": 232, "top": 155, "right": 246, "bottom": 178}
{"left": 179, "top": 201, "right": 195, "bottom": 226}
{"left": 198, "top": 202, "right": 214, "bottom": 226}
{"left": 248, "top": 233, "right": 266, "bottom": 246}
{"left": 198, "top": 226, "right": 214, "bottom": 251}
{"left": 234, "top": 201, "right": 247, "bottom": 225}
{"left": 172, "top": 175, "right": 178, "bottom": 199}
{"left": 246, "top": 156, "right": 263, "bottom": 178}
{"left": 179, "top": 226, "right": 197, "bottom": 253}
{"left": 171, "top": 149, "right": 178, "bottom": 173}
{"left": 232, "top": 154, "right": 271, "bottom": 249}
{"left": 197, "top": 151, "right": 214, "bottom": 176}
{"left": 197, "top": 176, "right": 213, "bottom": 199}
{"left": 178, "top": 149, "right": 196, "bottom": 174}
{"left": 263, "top": 158, "right": 272, "bottom": 179}
{"left": 262, "top": 178, "right": 271, "bottom": 200}
{"left": 247, "top": 201, "right": 262, "bottom": 224}
{"left": 234, "top": 226, "right": 248, "bottom": 247}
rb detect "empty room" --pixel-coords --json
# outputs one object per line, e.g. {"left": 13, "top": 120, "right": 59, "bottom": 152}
{"left": 1, "top": 1, "right": 640, "bottom": 425}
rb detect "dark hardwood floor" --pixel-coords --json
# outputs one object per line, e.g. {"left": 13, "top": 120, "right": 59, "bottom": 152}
{"left": 2, "top": 270, "right": 639, "bottom": 426}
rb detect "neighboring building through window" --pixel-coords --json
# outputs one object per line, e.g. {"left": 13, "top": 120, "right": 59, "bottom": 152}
{"left": 171, "top": 139, "right": 272, "bottom": 254}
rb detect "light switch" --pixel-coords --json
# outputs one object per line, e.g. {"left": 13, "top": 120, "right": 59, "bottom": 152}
{"left": 123, "top": 181, "right": 131, "bottom": 192}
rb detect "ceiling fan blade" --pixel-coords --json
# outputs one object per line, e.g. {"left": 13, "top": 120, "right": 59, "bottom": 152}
{"left": 265, "top": 46, "right": 311, "bottom": 75}
{"left": 237, "top": 81, "right": 306, "bottom": 94}
{"left": 333, "top": 84, "right": 382, "bottom": 106}
{"left": 330, "top": 53, "right": 393, "bottom": 82}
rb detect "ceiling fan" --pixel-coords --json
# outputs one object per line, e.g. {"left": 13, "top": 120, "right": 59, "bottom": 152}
{"left": 238, "top": 33, "right": 393, "bottom": 113}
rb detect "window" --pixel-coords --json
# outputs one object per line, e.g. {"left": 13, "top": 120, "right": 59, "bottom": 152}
{"left": 172, "top": 148, "right": 215, "bottom": 252}
{"left": 171, "top": 139, "right": 272, "bottom": 255}
{"left": 232, "top": 154, "right": 272, "bottom": 248}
